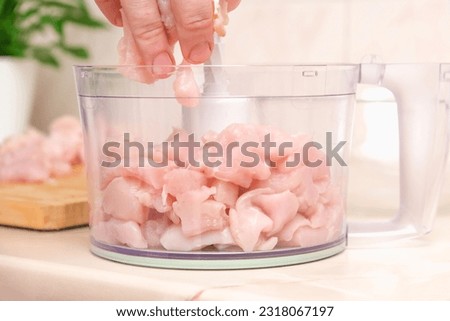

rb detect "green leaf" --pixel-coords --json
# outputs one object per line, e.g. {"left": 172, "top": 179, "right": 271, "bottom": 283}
{"left": 0, "top": 45, "right": 26, "bottom": 57}
{"left": 2, "top": 0, "right": 105, "bottom": 65}
{"left": 31, "top": 47, "right": 59, "bottom": 67}
{"left": 0, "top": 0, "right": 18, "bottom": 18}
{"left": 40, "top": 1, "right": 76, "bottom": 11}
{"left": 39, "top": 15, "right": 64, "bottom": 35}
{"left": 60, "top": 45, "right": 88, "bottom": 59}
{"left": 17, "top": 7, "right": 39, "bottom": 20}
{"left": 63, "top": 13, "right": 105, "bottom": 28}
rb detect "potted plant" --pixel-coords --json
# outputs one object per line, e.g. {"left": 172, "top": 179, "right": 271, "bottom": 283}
{"left": 0, "top": 0, "right": 104, "bottom": 141}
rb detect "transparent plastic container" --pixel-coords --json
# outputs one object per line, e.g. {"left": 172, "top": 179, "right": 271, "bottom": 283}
{"left": 74, "top": 64, "right": 449, "bottom": 269}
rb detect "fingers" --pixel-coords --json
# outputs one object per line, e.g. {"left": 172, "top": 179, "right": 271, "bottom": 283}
{"left": 95, "top": 0, "right": 123, "bottom": 26}
{"left": 120, "top": 0, "right": 175, "bottom": 74}
{"left": 227, "top": 0, "right": 241, "bottom": 11}
{"left": 171, "top": 0, "right": 214, "bottom": 64}
{"left": 98, "top": 0, "right": 239, "bottom": 69}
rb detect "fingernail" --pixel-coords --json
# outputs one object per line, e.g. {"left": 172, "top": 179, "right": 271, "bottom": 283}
{"left": 188, "top": 42, "right": 212, "bottom": 64}
{"left": 152, "top": 51, "right": 174, "bottom": 75}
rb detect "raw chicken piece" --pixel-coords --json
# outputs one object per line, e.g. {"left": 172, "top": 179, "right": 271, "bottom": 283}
{"left": 92, "top": 218, "right": 148, "bottom": 249}
{"left": 0, "top": 129, "right": 49, "bottom": 182}
{"left": 214, "top": 0, "right": 230, "bottom": 36}
{"left": 173, "top": 186, "right": 228, "bottom": 236}
{"left": 235, "top": 187, "right": 272, "bottom": 210}
{"left": 99, "top": 166, "right": 124, "bottom": 190}
{"left": 284, "top": 226, "right": 331, "bottom": 248}
{"left": 44, "top": 115, "right": 84, "bottom": 177}
{"left": 307, "top": 145, "right": 331, "bottom": 193}
{"left": 134, "top": 187, "right": 173, "bottom": 214}
{"left": 91, "top": 220, "right": 119, "bottom": 246}
{"left": 276, "top": 214, "right": 312, "bottom": 243}
{"left": 206, "top": 124, "right": 275, "bottom": 188}
{"left": 292, "top": 169, "right": 320, "bottom": 214}
{"left": 125, "top": 164, "right": 174, "bottom": 191}
{"left": 229, "top": 207, "right": 273, "bottom": 252}
{"left": 47, "top": 115, "right": 84, "bottom": 165}
{"left": 102, "top": 177, "right": 148, "bottom": 224}
{"left": 278, "top": 187, "right": 344, "bottom": 247}
{"left": 141, "top": 211, "right": 171, "bottom": 248}
{"left": 228, "top": 187, "right": 298, "bottom": 251}
{"left": 166, "top": 209, "right": 181, "bottom": 225}
{"left": 165, "top": 128, "right": 203, "bottom": 166}
{"left": 251, "top": 166, "right": 308, "bottom": 192}
{"left": 0, "top": 116, "right": 84, "bottom": 182}
{"left": 228, "top": 188, "right": 277, "bottom": 251}
{"left": 160, "top": 225, "right": 235, "bottom": 251}
{"left": 173, "top": 61, "right": 200, "bottom": 107}
{"left": 305, "top": 186, "right": 343, "bottom": 228}
{"left": 256, "top": 236, "right": 278, "bottom": 251}
{"left": 163, "top": 168, "right": 207, "bottom": 198}
{"left": 212, "top": 159, "right": 271, "bottom": 188}
{"left": 252, "top": 190, "right": 299, "bottom": 235}
{"left": 112, "top": 143, "right": 179, "bottom": 190}
{"left": 212, "top": 179, "right": 239, "bottom": 207}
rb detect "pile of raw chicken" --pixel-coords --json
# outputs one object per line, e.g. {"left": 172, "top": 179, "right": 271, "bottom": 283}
{"left": 0, "top": 116, "right": 84, "bottom": 182}
{"left": 92, "top": 124, "right": 344, "bottom": 252}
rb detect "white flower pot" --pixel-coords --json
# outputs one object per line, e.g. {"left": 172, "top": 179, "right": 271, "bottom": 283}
{"left": 0, "top": 57, "right": 38, "bottom": 142}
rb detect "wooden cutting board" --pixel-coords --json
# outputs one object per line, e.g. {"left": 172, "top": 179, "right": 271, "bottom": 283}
{"left": 0, "top": 166, "right": 89, "bottom": 230}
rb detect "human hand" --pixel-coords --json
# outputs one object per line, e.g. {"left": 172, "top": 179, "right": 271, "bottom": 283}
{"left": 95, "top": 0, "right": 240, "bottom": 71}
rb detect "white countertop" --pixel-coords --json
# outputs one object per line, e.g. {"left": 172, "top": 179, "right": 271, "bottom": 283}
{"left": 1, "top": 214, "right": 450, "bottom": 300}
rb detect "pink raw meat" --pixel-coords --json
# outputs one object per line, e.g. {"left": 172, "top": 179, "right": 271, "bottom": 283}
{"left": 102, "top": 177, "right": 148, "bottom": 224}
{"left": 47, "top": 115, "right": 84, "bottom": 165}
{"left": 95, "top": 124, "right": 345, "bottom": 252}
{"left": 228, "top": 188, "right": 275, "bottom": 252}
{"left": 286, "top": 226, "right": 331, "bottom": 248}
{"left": 205, "top": 124, "right": 274, "bottom": 188}
{"left": 251, "top": 166, "right": 308, "bottom": 192}
{"left": 214, "top": 0, "right": 229, "bottom": 36}
{"left": 92, "top": 218, "right": 148, "bottom": 249}
{"left": 0, "top": 116, "right": 84, "bottom": 183}
{"left": 163, "top": 168, "right": 207, "bottom": 198}
{"left": 173, "top": 186, "right": 228, "bottom": 236}
{"left": 91, "top": 220, "right": 119, "bottom": 246}
{"left": 116, "top": 144, "right": 178, "bottom": 190}
{"left": 160, "top": 225, "right": 235, "bottom": 251}
{"left": 229, "top": 206, "right": 273, "bottom": 252}
{"left": 141, "top": 212, "right": 170, "bottom": 248}
{"left": 292, "top": 169, "right": 320, "bottom": 214}
{"left": 0, "top": 129, "right": 49, "bottom": 182}
{"left": 212, "top": 179, "right": 239, "bottom": 207}
{"left": 173, "top": 61, "right": 200, "bottom": 107}
{"left": 252, "top": 190, "right": 299, "bottom": 235}
{"left": 44, "top": 115, "right": 84, "bottom": 177}
{"left": 276, "top": 215, "right": 312, "bottom": 243}
{"left": 134, "top": 187, "right": 173, "bottom": 214}
{"left": 124, "top": 165, "right": 171, "bottom": 191}
{"left": 165, "top": 128, "right": 203, "bottom": 165}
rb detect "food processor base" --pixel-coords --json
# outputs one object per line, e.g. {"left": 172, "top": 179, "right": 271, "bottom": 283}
{"left": 90, "top": 236, "right": 347, "bottom": 270}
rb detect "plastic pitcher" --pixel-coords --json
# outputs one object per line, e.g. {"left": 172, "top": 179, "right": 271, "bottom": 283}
{"left": 74, "top": 64, "right": 449, "bottom": 269}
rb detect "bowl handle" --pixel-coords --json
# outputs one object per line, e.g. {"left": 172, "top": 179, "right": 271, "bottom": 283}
{"left": 349, "top": 63, "right": 450, "bottom": 243}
